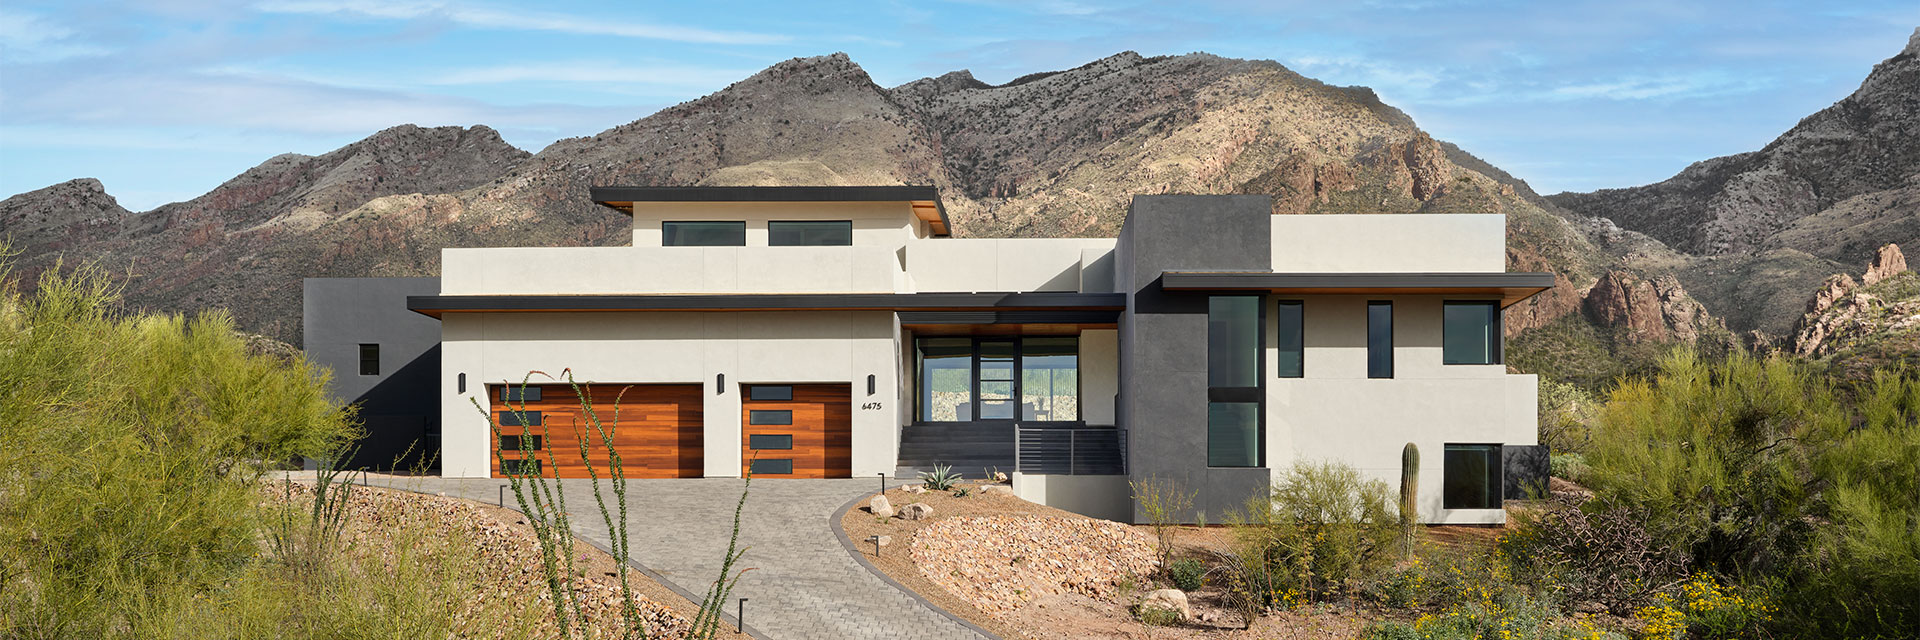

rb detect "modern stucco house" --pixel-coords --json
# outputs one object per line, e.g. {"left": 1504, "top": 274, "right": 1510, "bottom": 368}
{"left": 305, "top": 186, "right": 1552, "bottom": 524}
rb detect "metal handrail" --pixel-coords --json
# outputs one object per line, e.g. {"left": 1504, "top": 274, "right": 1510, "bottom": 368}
{"left": 1014, "top": 425, "right": 1126, "bottom": 475}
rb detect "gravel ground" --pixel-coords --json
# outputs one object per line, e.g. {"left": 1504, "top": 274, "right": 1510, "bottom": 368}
{"left": 840, "top": 483, "right": 1389, "bottom": 640}
{"left": 269, "top": 481, "right": 747, "bottom": 639}
{"left": 913, "top": 514, "right": 1155, "bottom": 616}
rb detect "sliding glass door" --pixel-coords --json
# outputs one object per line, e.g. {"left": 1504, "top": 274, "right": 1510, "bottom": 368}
{"left": 914, "top": 336, "right": 1079, "bottom": 424}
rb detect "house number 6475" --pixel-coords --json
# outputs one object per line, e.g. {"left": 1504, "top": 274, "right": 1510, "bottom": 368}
{"left": 860, "top": 402, "right": 884, "bottom": 410}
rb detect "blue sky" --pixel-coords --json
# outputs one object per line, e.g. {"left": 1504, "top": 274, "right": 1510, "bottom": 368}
{"left": 2, "top": 1, "right": 1915, "bottom": 211}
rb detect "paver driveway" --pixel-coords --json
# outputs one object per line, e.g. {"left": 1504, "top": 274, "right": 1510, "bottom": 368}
{"left": 370, "top": 476, "right": 988, "bottom": 640}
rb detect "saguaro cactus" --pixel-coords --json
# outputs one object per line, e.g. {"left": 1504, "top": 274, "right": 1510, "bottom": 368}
{"left": 1400, "top": 442, "right": 1420, "bottom": 556}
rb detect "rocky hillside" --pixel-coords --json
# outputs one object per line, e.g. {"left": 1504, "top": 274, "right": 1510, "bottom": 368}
{"left": 9, "top": 52, "right": 1636, "bottom": 346}
{"left": 1552, "top": 28, "right": 1920, "bottom": 336}
{"left": 2, "top": 125, "right": 528, "bottom": 338}
{"left": 1789, "top": 244, "right": 1918, "bottom": 378}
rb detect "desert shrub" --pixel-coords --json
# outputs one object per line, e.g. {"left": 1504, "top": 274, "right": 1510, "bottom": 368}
{"left": 1363, "top": 549, "right": 1627, "bottom": 640}
{"left": 1548, "top": 453, "right": 1588, "bottom": 483}
{"left": 1586, "top": 351, "right": 1831, "bottom": 577}
{"left": 1361, "top": 591, "right": 1626, "bottom": 640}
{"left": 140, "top": 491, "right": 507, "bottom": 640}
{"left": 1538, "top": 379, "right": 1597, "bottom": 454}
{"left": 1130, "top": 475, "right": 1195, "bottom": 578}
{"left": 1224, "top": 461, "right": 1398, "bottom": 607}
{"left": 1362, "top": 561, "right": 1426, "bottom": 609}
{"left": 0, "top": 257, "right": 355, "bottom": 638}
{"left": 1586, "top": 350, "right": 1920, "bottom": 636}
{"left": 1499, "top": 497, "right": 1688, "bottom": 615}
{"left": 1791, "top": 367, "right": 1920, "bottom": 635}
{"left": 1133, "top": 604, "right": 1182, "bottom": 627}
{"left": 1632, "top": 573, "right": 1777, "bottom": 640}
{"left": 1168, "top": 558, "right": 1204, "bottom": 591}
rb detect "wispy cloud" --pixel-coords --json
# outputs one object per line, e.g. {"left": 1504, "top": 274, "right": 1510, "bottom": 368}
{"left": 252, "top": 0, "right": 792, "bottom": 45}
{"left": 3, "top": 68, "right": 639, "bottom": 137}
{"left": 0, "top": 9, "right": 113, "bottom": 62}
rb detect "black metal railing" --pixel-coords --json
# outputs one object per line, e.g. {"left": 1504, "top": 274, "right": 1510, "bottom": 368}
{"left": 1015, "top": 426, "right": 1126, "bottom": 475}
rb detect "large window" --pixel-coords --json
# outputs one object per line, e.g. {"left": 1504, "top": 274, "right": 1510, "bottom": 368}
{"left": 662, "top": 221, "right": 745, "bottom": 246}
{"left": 914, "top": 336, "right": 1079, "bottom": 423}
{"left": 1367, "top": 301, "right": 1393, "bottom": 379}
{"left": 1275, "top": 300, "right": 1304, "bottom": 378}
{"left": 1207, "top": 296, "right": 1262, "bottom": 467}
{"left": 1021, "top": 337, "right": 1079, "bottom": 421}
{"left": 1443, "top": 301, "right": 1502, "bottom": 365}
{"left": 1444, "top": 444, "right": 1503, "bottom": 509}
{"left": 768, "top": 220, "right": 852, "bottom": 246}
{"left": 916, "top": 338, "right": 973, "bottom": 422}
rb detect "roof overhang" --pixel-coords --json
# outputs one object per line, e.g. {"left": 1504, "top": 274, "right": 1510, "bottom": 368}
{"left": 1159, "top": 271, "right": 1556, "bottom": 308}
{"left": 407, "top": 291, "right": 1122, "bottom": 318}
{"left": 589, "top": 185, "right": 951, "bottom": 236}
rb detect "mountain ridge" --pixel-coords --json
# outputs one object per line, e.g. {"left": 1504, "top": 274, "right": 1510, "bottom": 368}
{"left": 10, "top": 40, "right": 1910, "bottom": 364}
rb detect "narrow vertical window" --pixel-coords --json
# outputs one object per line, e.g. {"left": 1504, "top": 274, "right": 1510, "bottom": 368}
{"left": 1275, "top": 300, "right": 1303, "bottom": 378}
{"left": 1208, "top": 297, "right": 1260, "bottom": 388}
{"left": 1367, "top": 301, "right": 1393, "bottom": 379}
{"left": 358, "top": 343, "right": 379, "bottom": 376}
{"left": 1207, "top": 296, "right": 1263, "bottom": 467}
{"left": 1443, "top": 301, "right": 1502, "bottom": 365}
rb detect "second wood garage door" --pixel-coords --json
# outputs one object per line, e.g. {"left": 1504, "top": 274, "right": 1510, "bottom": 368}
{"left": 489, "top": 383, "right": 703, "bottom": 479}
{"left": 741, "top": 384, "right": 851, "bottom": 478}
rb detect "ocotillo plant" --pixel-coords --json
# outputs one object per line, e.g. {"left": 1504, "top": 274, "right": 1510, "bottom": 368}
{"left": 1399, "top": 442, "right": 1420, "bottom": 556}
{"left": 477, "top": 369, "right": 651, "bottom": 640}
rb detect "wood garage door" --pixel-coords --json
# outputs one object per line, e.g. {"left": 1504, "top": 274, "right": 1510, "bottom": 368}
{"left": 489, "top": 384, "right": 703, "bottom": 479}
{"left": 740, "top": 384, "right": 851, "bottom": 478}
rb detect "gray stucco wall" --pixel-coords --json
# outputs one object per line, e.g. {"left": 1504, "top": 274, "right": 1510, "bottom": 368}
{"left": 302, "top": 277, "right": 442, "bottom": 470}
{"left": 1117, "top": 195, "right": 1275, "bottom": 523}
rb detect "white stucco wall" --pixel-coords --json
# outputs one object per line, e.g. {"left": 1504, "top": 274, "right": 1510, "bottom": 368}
{"left": 440, "top": 246, "right": 901, "bottom": 295}
{"left": 1011, "top": 473, "right": 1132, "bottom": 522}
{"left": 629, "top": 201, "right": 923, "bottom": 247}
{"left": 1264, "top": 294, "right": 1536, "bottom": 524}
{"left": 1270, "top": 214, "right": 1506, "bottom": 273}
{"left": 439, "top": 310, "right": 902, "bottom": 478}
{"left": 906, "top": 238, "right": 1118, "bottom": 292}
{"left": 1080, "top": 329, "right": 1119, "bottom": 426}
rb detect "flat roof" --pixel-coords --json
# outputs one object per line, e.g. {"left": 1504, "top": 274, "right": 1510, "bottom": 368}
{"left": 589, "top": 185, "right": 950, "bottom": 236}
{"left": 406, "top": 291, "right": 1122, "bottom": 318}
{"left": 1159, "top": 271, "right": 1555, "bottom": 308}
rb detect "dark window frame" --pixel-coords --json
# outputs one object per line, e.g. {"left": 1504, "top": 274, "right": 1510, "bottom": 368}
{"left": 497, "top": 411, "right": 543, "bottom": 427}
{"left": 1443, "top": 443, "right": 1504, "bottom": 510}
{"left": 1275, "top": 300, "right": 1304, "bottom": 379}
{"left": 499, "top": 434, "right": 544, "bottom": 451}
{"left": 748, "top": 385, "right": 793, "bottom": 401}
{"left": 661, "top": 220, "right": 746, "bottom": 247}
{"left": 1367, "top": 301, "right": 1394, "bottom": 379}
{"left": 1442, "top": 300, "right": 1504, "bottom": 365}
{"left": 748, "top": 434, "right": 794, "bottom": 450}
{"left": 501, "top": 458, "right": 542, "bottom": 476}
{"left": 912, "top": 336, "right": 1082, "bottom": 424}
{"left": 748, "top": 410, "right": 792, "bottom": 425}
{"left": 767, "top": 220, "right": 853, "bottom": 246}
{"left": 500, "top": 386, "right": 543, "bottom": 403}
{"left": 749, "top": 458, "right": 794, "bottom": 475}
{"left": 1206, "top": 295, "right": 1265, "bottom": 468}
{"left": 358, "top": 343, "right": 379, "bottom": 376}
